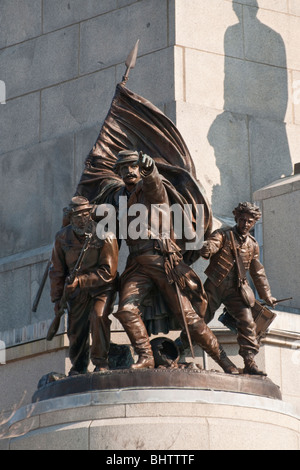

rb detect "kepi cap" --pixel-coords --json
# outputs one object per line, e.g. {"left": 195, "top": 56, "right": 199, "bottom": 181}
{"left": 113, "top": 150, "right": 139, "bottom": 173}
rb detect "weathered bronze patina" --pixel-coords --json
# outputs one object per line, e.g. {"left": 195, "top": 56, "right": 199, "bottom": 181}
{"left": 32, "top": 368, "right": 282, "bottom": 403}
{"left": 48, "top": 196, "right": 118, "bottom": 375}
{"left": 37, "top": 44, "right": 281, "bottom": 402}
{"left": 196, "top": 202, "right": 277, "bottom": 376}
{"left": 98, "top": 150, "right": 238, "bottom": 374}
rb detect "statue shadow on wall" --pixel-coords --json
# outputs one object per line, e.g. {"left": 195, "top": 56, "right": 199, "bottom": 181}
{"left": 208, "top": 0, "right": 292, "bottom": 217}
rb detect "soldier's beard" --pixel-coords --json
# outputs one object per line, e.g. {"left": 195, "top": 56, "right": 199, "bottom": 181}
{"left": 72, "top": 224, "right": 87, "bottom": 236}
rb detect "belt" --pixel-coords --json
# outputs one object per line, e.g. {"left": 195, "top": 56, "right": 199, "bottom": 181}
{"left": 128, "top": 240, "right": 160, "bottom": 256}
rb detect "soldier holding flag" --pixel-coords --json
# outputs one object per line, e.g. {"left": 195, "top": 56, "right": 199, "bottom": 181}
{"left": 71, "top": 42, "right": 237, "bottom": 374}
{"left": 108, "top": 149, "right": 239, "bottom": 374}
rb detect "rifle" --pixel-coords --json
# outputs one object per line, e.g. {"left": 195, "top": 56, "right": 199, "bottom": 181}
{"left": 32, "top": 201, "right": 96, "bottom": 313}
{"left": 46, "top": 232, "right": 93, "bottom": 341}
{"left": 32, "top": 259, "right": 51, "bottom": 312}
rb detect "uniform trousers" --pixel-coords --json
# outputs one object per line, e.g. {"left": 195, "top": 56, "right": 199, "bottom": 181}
{"left": 114, "top": 254, "right": 220, "bottom": 357}
{"left": 67, "top": 289, "right": 115, "bottom": 372}
{"left": 204, "top": 273, "right": 259, "bottom": 356}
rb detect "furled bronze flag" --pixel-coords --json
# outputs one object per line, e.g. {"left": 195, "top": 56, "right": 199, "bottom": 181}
{"left": 75, "top": 82, "right": 212, "bottom": 265}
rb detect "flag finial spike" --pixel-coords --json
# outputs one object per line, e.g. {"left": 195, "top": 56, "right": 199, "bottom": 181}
{"left": 122, "top": 39, "right": 139, "bottom": 84}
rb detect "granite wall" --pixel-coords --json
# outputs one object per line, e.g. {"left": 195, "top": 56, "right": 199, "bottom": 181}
{"left": 0, "top": 1, "right": 299, "bottom": 427}
{"left": 0, "top": 1, "right": 299, "bottom": 330}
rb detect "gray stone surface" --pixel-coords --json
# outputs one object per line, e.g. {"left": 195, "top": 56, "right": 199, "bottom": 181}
{"left": 74, "top": 124, "right": 99, "bottom": 183}
{"left": 254, "top": 174, "right": 300, "bottom": 313}
{"left": 0, "top": 26, "right": 79, "bottom": 100}
{"left": 233, "top": 1, "right": 287, "bottom": 12}
{"left": 40, "top": 68, "right": 116, "bottom": 140}
{"left": 1, "top": 388, "right": 299, "bottom": 450}
{"left": 116, "top": 47, "right": 175, "bottom": 107}
{"left": 0, "top": 266, "right": 31, "bottom": 330}
{"left": 79, "top": 0, "right": 169, "bottom": 75}
{"left": 0, "top": 0, "right": 42, "bottom": 49}
{"left": 242, "top": 4, "right": 288, "bottom": 68}
{"left": 0, "top": 135, "right": 75, "bottom": 257}
{"left": 0, "top": 93, "right": 40, "bottom": 155}
{"left": 224, "top": 57, "right": 289, "bottom": 121}
{"left": 249, "top": 117, "right": 292, "bottom": 191}
{"left": 43, "top": 0, "right": 117, "bottom": 33}
{"left": 207, "top": 111, "right": 252, "bottom": 215}
{"left": 175, "top": 0, "right": 242, "bottom": 57}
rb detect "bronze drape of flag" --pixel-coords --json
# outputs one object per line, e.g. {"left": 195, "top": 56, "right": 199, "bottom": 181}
{"left": 75, "top": 83, "right": 212, "bottom": 264}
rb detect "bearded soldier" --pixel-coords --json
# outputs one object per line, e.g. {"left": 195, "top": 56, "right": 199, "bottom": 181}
{"left": 199, "top": 202, "right": 277, "bottom": 375}
{"left": 49, "top": 197, "right": 118, "bottom": 375}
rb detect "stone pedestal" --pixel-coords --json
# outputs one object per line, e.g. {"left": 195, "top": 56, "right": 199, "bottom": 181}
{"left": 254, "top": 172, "right": 300, "bottom": 314}
{"left": 0, "top": 369, "right": 299, "bottom": 450}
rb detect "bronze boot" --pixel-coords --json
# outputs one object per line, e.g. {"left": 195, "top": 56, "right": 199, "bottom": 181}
{"left": 131, "top": 354, "right": 155, "bottom": 370}
{"left": 189, "top": 320, "right": 239, "bottom": 374}
{"left": 118, "top": 311, "right": 154, "bottom": 370}
{"left": 243, "top": 352, "right": 267, "bottom": 376}
{"left": 130, "top": 331, "right": 155, "bottom": 370}
{"left": 210, "top": 345, "right": 239, "bottom": 375}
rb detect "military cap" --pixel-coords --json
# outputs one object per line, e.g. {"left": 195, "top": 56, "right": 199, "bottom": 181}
{"left": 113, "top": 149, "right": 139, "bottom": 173}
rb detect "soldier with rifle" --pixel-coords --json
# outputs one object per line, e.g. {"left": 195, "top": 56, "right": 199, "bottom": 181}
{"left": 198, "top": 201, "right": 277, "bottom": 375}
{"left": 48, "top": 196, "right": 118, "bottom": 375}
{"left": 110, "top": 149, "right": 239, "bottom": 374}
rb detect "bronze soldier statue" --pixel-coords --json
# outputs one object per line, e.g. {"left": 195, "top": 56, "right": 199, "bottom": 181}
{"left": 49, "top": 196, "right": 118, "bottom": 375}
{"left": 199, "top": 202, "right": 277, "bottom": 375}
{"left": 110, "top": 149, "right": 239, "bottom": 374}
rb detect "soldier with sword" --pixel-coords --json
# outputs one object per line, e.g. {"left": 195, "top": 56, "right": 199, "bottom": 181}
{"left": 111, "top": 150, "right": 239, "bottom": 374}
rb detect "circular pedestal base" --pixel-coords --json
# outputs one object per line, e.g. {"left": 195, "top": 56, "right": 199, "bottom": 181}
{"left": 32, "top": 367, "right": 282, "bottom": 403}
{"left": 1, "top": 385, "right": 299, "bottom": 450}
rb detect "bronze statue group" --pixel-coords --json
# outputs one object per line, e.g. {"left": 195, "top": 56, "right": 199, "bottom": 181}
{"left": 48, "top": 149, "right": 277, "bottom": 378}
